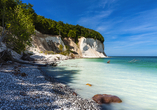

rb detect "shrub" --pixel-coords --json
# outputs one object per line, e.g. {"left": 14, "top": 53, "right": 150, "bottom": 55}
{"left": 59, "top": 44, "right": 63, "bottom": 52}
{"left": 27, "top": 52, "right": 33, "bottom": 55}
{"left": 70, "top": 53, "right": 75, "bottom": 59}
{"left": 44, "top": 51, "right": 54, "bottom": 55}
{"left": 47, "top": 51, "right": 54, "bottom": 54}
{"left": 60, "top": 51, "right": 69, "bottom": 56}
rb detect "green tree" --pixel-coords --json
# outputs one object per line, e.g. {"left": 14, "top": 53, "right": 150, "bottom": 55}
{"left": 56, "top": 21, "right": 64, "bottom": 35}
{"left": 59, "top": 44, "right": 63, "bottom": 52}
{"left": 0, "top": 1, "right": 35, "bottom": 53}
{"left": 68, "top": 30, "right": 76, "bottom": 38}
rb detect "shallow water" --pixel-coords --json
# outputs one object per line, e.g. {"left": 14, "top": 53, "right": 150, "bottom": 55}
{"left": 42, "top": 56, "right": 157, "bottom": 110}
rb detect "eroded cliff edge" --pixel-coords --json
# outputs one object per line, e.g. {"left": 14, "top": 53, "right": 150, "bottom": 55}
{"left": 29, "top": 31, "right": 107, "bottom": 58}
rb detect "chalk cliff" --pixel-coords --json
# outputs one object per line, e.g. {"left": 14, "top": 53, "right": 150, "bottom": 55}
{"left": 29, "top": 31, "right": 106, "bottom": 58}
{"left": 29, "top": 30, "right": 66, "bottom": 53}
{"left": 79, "top": 37, "right": 106, "bottom": 58}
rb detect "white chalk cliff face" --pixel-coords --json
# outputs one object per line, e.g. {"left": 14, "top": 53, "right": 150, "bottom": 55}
{"left": 39, "top": 36, "right": 66, "bottom": 51}
{"left": 79, "top": 37, "right": 106, "bottom": 58}
{"left": 30, "top": 30, "right": 66, "bottom": 53}
{"left": 29, "top": 31, "right": 106, "bottom": 58}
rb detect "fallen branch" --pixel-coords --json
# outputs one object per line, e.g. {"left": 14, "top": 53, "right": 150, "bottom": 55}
{"left": 13, "top": 58, "right": 48, "bottom": 66}
{"left": 0, "top": 49, "right": 59, "bottom": 67}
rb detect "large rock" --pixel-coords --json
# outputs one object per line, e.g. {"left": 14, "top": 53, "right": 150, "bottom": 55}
{"left": 92, "top": 94, "right": 122, "bottom": 104}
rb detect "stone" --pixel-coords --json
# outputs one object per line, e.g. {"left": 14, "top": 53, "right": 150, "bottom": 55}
{"left": 72, "top": 92, "right": 77, "bottom": 96}
{"left": 107, "top": 60, "right": 110, "bottom": 63}
{"left": 20, "top": 92, "right": 27, "bottom": 96}
{"left": 92, "top": 94, "right": 122, "bottom": 104}
{"left": 21, "top": 73, "right": 27, "bottom": 77}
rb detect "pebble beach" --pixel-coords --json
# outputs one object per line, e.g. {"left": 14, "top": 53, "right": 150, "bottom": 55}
{"left": 0, "top": 62, "right": 102, "bottom": 110}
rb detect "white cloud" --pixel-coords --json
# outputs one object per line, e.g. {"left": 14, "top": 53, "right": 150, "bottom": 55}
{"left": 78, "top": 10, "right": 113, "bottom": 27}
{"left": 77, "top": 0, "right": 157, "bottom": 55}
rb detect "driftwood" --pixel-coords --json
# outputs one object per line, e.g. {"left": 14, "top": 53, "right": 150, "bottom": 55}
{"left": 0, "top": 50, "right": 59, "bottom": 67}
{"left": 13, "top": 59, "right": 47, "bottom": 66}
{"left": 0, "top": 50, "right": 46, "bottom": 66}
{"left": 13, "top": 59, "right": 59, "bottom": 67}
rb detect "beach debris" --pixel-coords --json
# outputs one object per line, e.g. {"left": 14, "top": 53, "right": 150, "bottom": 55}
{"left": 13, "top": 68, "right": 20, "bottom": 75}
{"left": 20, "top": 91, "right": 27, "bottom": 96}
{"left": 107, "top": 60, "right": 110, "bottom": 63}
{"left": 92, "top": 94, "right": 122, "bottom": 104}
{"left": 86, "top": 83, "right": 92, "bottom": 86}
{"left": 72, "top": 92, "right": 77, "bottom": 96}
{"left": 18, "top": 65, "right": 22, "bottom": 67}
{"left": 53, "top": 89, "right": 65, "bottom": 95}
{"left": 13, "top": 67, "right": 27, "bottom": 77}
{"left": 13, "top": 72, "right": 19, "bottom": 76}
{"left": 20, "top": 72, "right": 27, "bottom": 77}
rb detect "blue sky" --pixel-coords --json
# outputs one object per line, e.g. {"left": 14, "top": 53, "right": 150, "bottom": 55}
{"left": 22, "top": 0, "right": 157, "bottom": 56}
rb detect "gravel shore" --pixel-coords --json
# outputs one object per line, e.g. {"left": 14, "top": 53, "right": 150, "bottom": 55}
{"left": 0, "top": 63, "right": 102, "bottom": 110}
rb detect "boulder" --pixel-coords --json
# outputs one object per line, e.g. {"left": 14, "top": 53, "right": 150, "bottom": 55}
{"left": 92, "top": 94, "right": 122, "bottom": 104}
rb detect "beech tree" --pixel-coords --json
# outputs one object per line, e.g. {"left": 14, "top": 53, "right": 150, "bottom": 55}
{"left": 68, "top": 30, "right": 76, "bottom": 38}
{"left": 56, "top": 21, "right": 64, "bottom": 35}
{"left": 0, "top": 0, "right": 35, "bottom": 53}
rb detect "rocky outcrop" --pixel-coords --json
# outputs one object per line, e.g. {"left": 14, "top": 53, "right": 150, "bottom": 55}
{"left": 92, "top": 94, "right": 122, "bottom": 104}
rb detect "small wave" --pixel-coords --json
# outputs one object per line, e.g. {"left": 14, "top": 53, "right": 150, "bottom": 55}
{"left": 129, "top": 59, "right": 138, "bottom": 62}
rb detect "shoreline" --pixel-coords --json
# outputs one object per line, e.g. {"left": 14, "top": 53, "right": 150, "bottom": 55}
{"left": 0, "top": 62, "right": 102, "bottom": 110}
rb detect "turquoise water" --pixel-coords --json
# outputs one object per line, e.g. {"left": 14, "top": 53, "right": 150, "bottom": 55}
{"left": 42, "top": 57, "right": 157, "bottom": 110}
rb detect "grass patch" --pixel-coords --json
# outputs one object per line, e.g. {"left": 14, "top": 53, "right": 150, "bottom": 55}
{"left": 44, "top": 51, "right": 55, "bottom": 55}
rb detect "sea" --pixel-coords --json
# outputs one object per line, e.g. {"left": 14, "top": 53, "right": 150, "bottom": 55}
{"left": 41, "top": 56, "right": 157, "bottom": 110}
